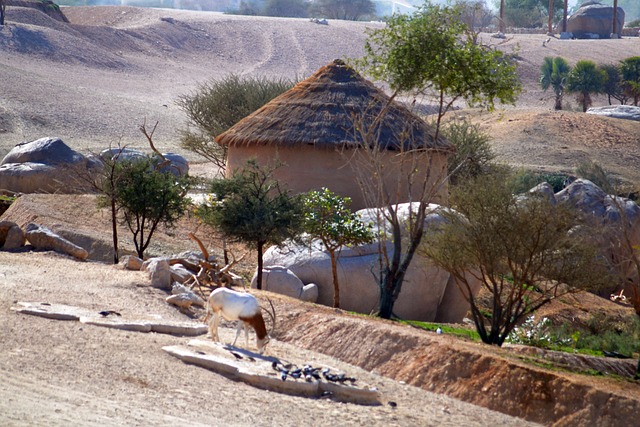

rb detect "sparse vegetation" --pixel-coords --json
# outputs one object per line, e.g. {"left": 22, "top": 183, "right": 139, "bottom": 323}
{"left": 176, "top": 74, "right": 295, "bottom": 173}
{"left": 351, "top": 3, "right": 520, "bottom": 320}
{"left": 423, "top": 172, "right": 611, "bottom": 346}
{"left": 109, "top": 156, "right": 192, "bottom": 259}
{"left": 510, "top": 168, "right": 568, "bottom": 193}
{"left": 510, "top": 313, "right": 640, "bottom": 358}
{"left": 355, "top": 1, "right": 520, "bottom": 141}
{"left": 196, "top": 160, "right": 304, "bottom": 290}
{"left": 575, "top": 160, "right": 615, "bottom": 194}
{"left": 600, "top": 63, "right": 630, "bottom": 106}
{"left": 442, "top": 117, "right": 495, "bottom": 186}
{"left": 302, "top": 188, "right": 373, "bottom": 308}
{"left": 310, "top": 0, "right": 375, "bottom": 21}
{"left": 503, "top": 0, "right": 563, "bottom": 28}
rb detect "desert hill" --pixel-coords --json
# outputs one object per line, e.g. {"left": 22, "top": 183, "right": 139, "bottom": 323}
{"left": 1, "top": 2, "right": 640, "bottom": 183}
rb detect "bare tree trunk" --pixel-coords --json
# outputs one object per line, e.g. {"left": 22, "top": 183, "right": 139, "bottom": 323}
{"left": 329, "top": 250, "right": 340, "bottom": 308}
{"left": 499, "top": 0, "right": 505, "bottom": 33}
{"left": 256, "top": 241, "right": 264, "bottom": 290}
{"left": 111, "top": 198, "right": 119, "bottom": 264}
{"left": 612, "top": 0, "right": 618, "bottom": 37}
{"left": 562, "top": 0, "right": 568, "bottom": 33}
{"left": 548, "top": 0, "right": 554, "bottom": 34}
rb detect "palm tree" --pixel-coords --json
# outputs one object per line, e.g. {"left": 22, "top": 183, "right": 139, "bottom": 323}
{"left": 540, "top": 56, "right": 571, "bottom": 110}
{"left": 567, "top": 60, "right": 606, "bottom": 112}
{"left": 620, "top": 56, "right": 640, "bottom": 106}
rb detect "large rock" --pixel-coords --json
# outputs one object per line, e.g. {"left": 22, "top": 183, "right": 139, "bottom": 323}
{"left": 2, "top": 137, "right": 86, "bottom": 165}
{"left": 567, "top": 2, "right": 625, "bottom": 39}
{"left": 0, "top": 220, "right": 25, "bottom": 250}
{"left": 262, "top": 203, "right": 480, "bottom": 322}
{"left": 25, "top": 223, "right": 89, "bottom": 260}
{"left": 587, "top": 105, "right": 640, "bottom": 121}
{"left": 251, "top": 265, "right": 318, "bottom": 303}
{"left": 142, "top": 258, "right": 172, "bottom": 290}
{"left": 0, "top": 137, "right": 100, "bottom": 193}
{"left": 555, "top": 179, "right": 640, "bottom": 295}
{"left": 100, "top": 148, "right": 189, "bottom": 177}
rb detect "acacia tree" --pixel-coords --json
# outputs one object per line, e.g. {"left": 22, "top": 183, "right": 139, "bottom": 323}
{"left": 176, "top": 75, "right": 295, "bottom": 173}
{"left": 197, "top": 160, "right": 303, "bottom": 290}
{"left": 620, "top": 56, "right": 640, "bottom": 106}
{"left": 303, "top": 188, "right": 373, "bottom": 308}
{"left": 540, "top": 56, "right": 571, "bottom": 110}
{"left": 356, "top": 2, "right": 520, "bottom": 142}
{"left": 351, "top": 3, "right": 520, "bottom": 319}
{"left": 567, "top": 60, "right": 606, "bottom": 112}
{"left": 423, "top": 173, "right": 610, "bottom": 346}
{"left": 113, "top": 157, "right": 192, "bottom": 259}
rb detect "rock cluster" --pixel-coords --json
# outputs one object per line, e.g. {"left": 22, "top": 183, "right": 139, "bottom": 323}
{"left": 586, "top": 105, "right": 640, "bottom": 121}
{"left": 0, "top": 220, "right": 88, "bottom": 260}
{"left": 0, "top": 137, "right": 189, "bottom": 194}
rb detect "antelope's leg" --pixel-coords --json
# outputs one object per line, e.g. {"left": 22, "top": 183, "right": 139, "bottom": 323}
{"left": 232, "top": 322, "right": 242, "bottom": 346}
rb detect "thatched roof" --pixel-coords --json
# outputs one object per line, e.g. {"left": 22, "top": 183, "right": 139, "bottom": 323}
{"left": 215, "top": 59, "right": 452, "bottom": 152}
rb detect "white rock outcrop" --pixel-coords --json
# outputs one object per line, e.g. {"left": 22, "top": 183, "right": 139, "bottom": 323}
{"left": 262, "top": 203, "right": 479, "bottom": 322}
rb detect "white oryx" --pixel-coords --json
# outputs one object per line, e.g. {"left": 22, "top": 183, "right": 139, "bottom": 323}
{"left": 204, "top": 287, "right": 273, "bottom": 354}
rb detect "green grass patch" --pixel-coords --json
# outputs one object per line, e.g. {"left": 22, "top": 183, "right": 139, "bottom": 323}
{"left": 401, "top": 320, "right": 481, "bottom": 341}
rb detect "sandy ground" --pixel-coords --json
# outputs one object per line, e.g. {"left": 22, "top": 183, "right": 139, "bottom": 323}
{"left": 0, "top": 250, "right": 541, "bottom": 427}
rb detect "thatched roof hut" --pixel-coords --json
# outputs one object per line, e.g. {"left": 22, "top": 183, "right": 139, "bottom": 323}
{"left": 216, "top": 59, "right": 453, "bottom": 210}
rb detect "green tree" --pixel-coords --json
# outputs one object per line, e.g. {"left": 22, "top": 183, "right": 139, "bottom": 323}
{"left": 442, "top": 118, "right": 495, "bottom": 186}
{"left": 600, "top": 63, "right": 629, "bottom": 105}
{"left": 567, "top": 60, "right": 606, "bottom": 112}
{"left": 353, "top": 2, "right": 519, "bottom": 319}
{"left": 503, "top": 0, "right": 563, "bottom": 28}
{"left": 540, "top": 56, "right": 571, "bottom": 110}
{"left": 197, "top": 161, "right": 304, "bottom": 290}
{"left": 422, "top": 172, "right": 610, "bottom": 346}
{"left": 176, "top": 74, "right": 295, "bottom": 173}
{"left": 263, "top": 0, "right": 308, "bottom": 17}
{"left": 356, "top": 2, "right": 520, "bottom": 141}
{"left": 311, "top": 0, "right": 375, "bottom": 21}
{"left": 620, "top": 56, "right": 640, "bottom": 106}
{"left": 303, "top": 188, "right": 373, "bottom": 308}
{"left": 113, "top": 157, "right": 192, "bottom": 259}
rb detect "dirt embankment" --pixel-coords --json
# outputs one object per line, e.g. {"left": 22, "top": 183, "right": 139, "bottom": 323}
{"left": 273, "top": 303, "right": 640, "bottom": 427}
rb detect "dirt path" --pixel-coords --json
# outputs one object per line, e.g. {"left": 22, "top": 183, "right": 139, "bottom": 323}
{"left": 0, "top": 251, "right": 539, "bottom": 427}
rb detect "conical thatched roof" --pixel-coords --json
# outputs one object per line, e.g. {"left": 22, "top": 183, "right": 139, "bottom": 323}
{"left": 216, "top": 59, "right": 452, "bottom": 152}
